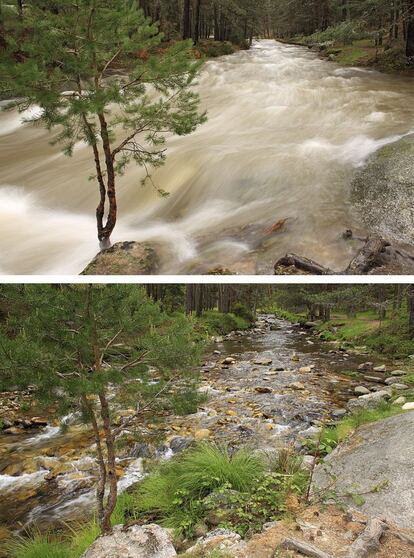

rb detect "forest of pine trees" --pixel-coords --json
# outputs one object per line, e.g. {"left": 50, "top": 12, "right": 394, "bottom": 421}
{"left": 3, "top": 1, "right": 414, "bottom": 55}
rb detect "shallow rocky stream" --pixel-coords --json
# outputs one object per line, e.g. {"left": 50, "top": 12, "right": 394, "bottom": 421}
{"left": 0, "top": 316, "right": 395, "bottom": 539}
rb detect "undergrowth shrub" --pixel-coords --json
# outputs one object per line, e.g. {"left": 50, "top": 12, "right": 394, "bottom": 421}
{"left": 304, "top": 21, "right": 367, "bottom": 45}
{"left": 200, "top": 311, "right": 250, "bottom": 335}
{"left": 133, "top": 444, "right": 307, "bottom": 538}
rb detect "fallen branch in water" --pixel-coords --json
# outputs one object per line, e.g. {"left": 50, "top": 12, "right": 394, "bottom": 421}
{"left": 344, "top": 236, "right": 389, "bottom": 274}
{"left": 275, "top": 254, "right": 332, "bottom": 275}
{"left": 275, "top": 234, "right": 394, "bottom": 275}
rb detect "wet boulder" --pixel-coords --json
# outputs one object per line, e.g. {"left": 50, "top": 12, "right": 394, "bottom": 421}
{"left": 80, "top": 524, "right": 176, "bottom": 558}
{"left": 82, "top": 242, "right": 158, "bottom": 275}
{"left": 351, "top": 134, "right": 414, "bottom": 248}
{"left": 169, "top": 436, "right": 193, "bottom": 454}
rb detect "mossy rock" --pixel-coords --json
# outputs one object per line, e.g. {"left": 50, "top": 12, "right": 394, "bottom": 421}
{"left": 82, "top": 241, "right": 158, "bottom": 275}
{"left": 351, "top": 134, "right": 414, "bottom": 246}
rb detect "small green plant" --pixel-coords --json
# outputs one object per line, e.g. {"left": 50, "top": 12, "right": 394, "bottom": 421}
{"left": 133, "top": 444, "right": 265, "bottom": 536}
{"left": 199, "top": 311, "right": 251, "bottom": 335}
{"left": 401, "top": 374, "right": 414, "bottom": 386}
{"left": 170, "top": 389, "right": 208, "bottom": 416}
{"left": 66, "top": 521, "right": 100, "bottom": 558}
{"left": 231, "top": 303, "right": 255, "bottom": 323}
{"left": 305, "top": 403, "right": 403, "bottom": 458}
{"left": 133, "top": 444, "right": 309, "bottom": 538}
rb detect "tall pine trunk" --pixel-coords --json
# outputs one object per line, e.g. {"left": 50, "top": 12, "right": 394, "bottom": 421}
{"left": 406, "top": 0, "right": 414, "bottom": 56}
{"left": 408, "top": 285, "right": 414, "bottom": 338}
{"left": 183, "top": 0, "right": 191, "bottom": 40}
{"left": 99, "top": 392, "right": 118, "bottom": 534}
{"left": 98, "top": 113, "right": 117, "bottom": 248}
{"left": 194, "top": 0, "right": 201, "bottom": 44}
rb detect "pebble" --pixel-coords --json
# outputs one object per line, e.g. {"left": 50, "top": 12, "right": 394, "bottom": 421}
{"left": 390, "top": 370, "right": 407, "bottom": 376}
{"left": 194, "top": 429, "right": 211, "bottom": 441}
{"left": 291, "top": 382, "right": 306, "bottom": 391}
{"left": 373, "top": 365, "right": 386, "bottom": 372}
{"left": 254, "top": 386, "right": 272, "bottom": 394}
{"left": 385, "top": 377, "right": 403, "bottom": 385}
{"left": 393, "top": 396, "right": 406, "bottom": 406}
{"left": 402, "top": 402, "right": 414, "bottom": 410}
{"left": 221, "top": 357, "right": 235, "bottom": 365}
{"left": 358, "top": 362, "right": 373, "bottom": 370}
{"left": 354, "top": 386, "right": 370, "bottom": 395}
{"left": 254, "top": 358, "right": 273, "bottom": 366}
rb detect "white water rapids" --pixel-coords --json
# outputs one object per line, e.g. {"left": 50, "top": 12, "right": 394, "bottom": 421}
{"left": 1, "top": 40, "right": 414, "bottom": 274}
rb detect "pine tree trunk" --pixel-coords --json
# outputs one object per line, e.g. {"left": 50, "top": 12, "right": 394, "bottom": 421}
{"left": 214, "top": 4, "right": 219, "bottom": 41}
{"left": 408, "top": 285, "right": 414, "bottom": 338}
{"left": 17, "top": 0, "right": 23, "bottom": 19}
{"left": 98, "top": 113, "right": 117, "bottom": 247}
{"left": 406, "top": 0, "right": 414, "bottom": 56}
{"left": 82, "top": 396, "right": 107, "bottom": 530}
{"left": 99, "top": 392, "right": 118, "bottom": 534}
{"left": 194, "top": 0, "right": 201, "bottom": 44}
{"left": 183, "top": 0, "right": 191, "bottom": 40}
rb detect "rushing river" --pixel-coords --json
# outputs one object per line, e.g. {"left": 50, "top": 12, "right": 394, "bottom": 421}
{"left": 0, "top": 316, "right": 386, "bottom": 538}
{"left": 1, "top": 40, "right": 414, "bottom": 274}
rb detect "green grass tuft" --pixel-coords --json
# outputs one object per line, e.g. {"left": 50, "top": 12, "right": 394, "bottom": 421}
{"left": 6, "top": 531, "right": 71, "bottom": 558}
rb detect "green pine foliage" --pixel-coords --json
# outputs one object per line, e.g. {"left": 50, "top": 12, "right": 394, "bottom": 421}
{"left": 0, "top": 1, "right": 206, "bottom": 241}
{"left": 0, "top": 284, "right": 202, "bottom": 412}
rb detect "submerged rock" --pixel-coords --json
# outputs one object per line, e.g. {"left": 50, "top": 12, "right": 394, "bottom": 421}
{"left": 80, "top": 524, "right": 176, "bottom": 558}
{"left": 313, "top": 412, "right": 414, "bottom": 528}
{"left": 82, "top": 241, "right": 158, "bottom": 275}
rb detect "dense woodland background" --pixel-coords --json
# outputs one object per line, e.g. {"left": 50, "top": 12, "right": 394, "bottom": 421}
{"left": 3, "top": 1, "right": 414, "bottom": 56}
{"left": 140, "top": 0, "right": 414, "bottom": 56}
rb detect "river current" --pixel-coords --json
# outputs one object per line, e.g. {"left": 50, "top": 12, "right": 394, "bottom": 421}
{"left": 1, "top": 40, "right": 414, "bottom": 274}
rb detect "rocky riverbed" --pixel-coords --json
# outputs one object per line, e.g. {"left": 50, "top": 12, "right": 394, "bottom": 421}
{"left": 0, "top": 315, "right": 412, "bottom": 542}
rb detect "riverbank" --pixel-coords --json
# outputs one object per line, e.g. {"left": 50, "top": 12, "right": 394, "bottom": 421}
{"left": 278, "top": 36, "right": 414, "bottom": 75}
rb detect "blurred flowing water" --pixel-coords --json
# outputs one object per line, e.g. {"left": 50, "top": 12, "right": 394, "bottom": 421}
{"left": 1, "top": 40, "right": 414, "bottom": 274}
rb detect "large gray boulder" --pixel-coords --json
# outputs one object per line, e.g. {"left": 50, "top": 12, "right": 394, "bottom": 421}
{"left": 80, "top": 524, "right": 177, "bottom": 558}
{"left": 313, "top": 412, "right": 414, "bottom": 528}
{"left": 351, "top": 134, "right": 414, "bottom": 247}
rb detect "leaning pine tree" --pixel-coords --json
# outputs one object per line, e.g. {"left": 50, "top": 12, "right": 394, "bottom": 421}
{"left": 0, "top": 1, "right": 206, "bottom": 246}
{"left": 0, "top": 284, "right": 202, "bottom": 534}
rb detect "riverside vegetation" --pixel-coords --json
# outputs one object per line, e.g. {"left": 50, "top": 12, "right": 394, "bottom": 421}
{"left": 1, "top": 284, "right": 414, "bottom": 557}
